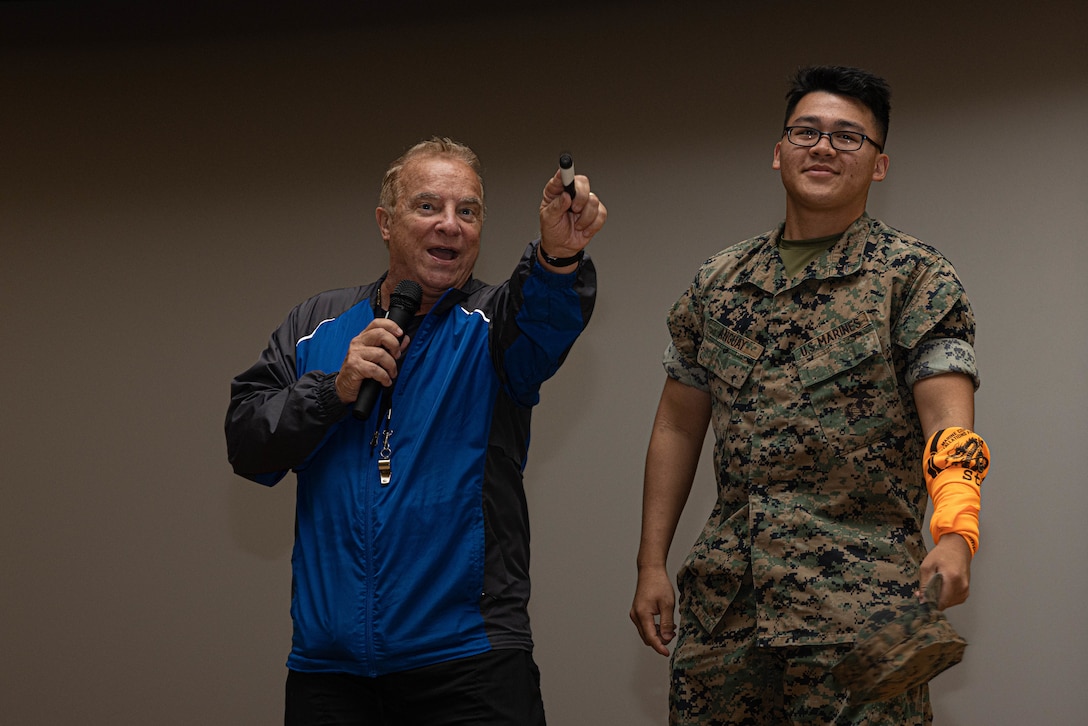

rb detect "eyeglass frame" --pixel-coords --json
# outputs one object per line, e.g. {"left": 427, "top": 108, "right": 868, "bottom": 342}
{"left": 782, "top": 126, "right": 885, "bottom": 153}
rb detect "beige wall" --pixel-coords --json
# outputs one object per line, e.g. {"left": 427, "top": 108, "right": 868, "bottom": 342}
{"left": 3, "top": 2, "right": 1086, "bottom": 723}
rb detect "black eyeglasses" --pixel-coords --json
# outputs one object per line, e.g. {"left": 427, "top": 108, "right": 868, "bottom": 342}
{"left": 783, "top": 126, "right": 884, "bottom": 153}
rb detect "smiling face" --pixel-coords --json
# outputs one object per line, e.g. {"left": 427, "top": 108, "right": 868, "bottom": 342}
{"left": 773, "top": 91, "right": 890, "bottom": 236}
{"left": 376, "top": 154, "right": 484, "bottom": 311}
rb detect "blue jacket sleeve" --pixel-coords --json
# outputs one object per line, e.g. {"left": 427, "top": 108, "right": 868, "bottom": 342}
{"left": 490, "top": 241, "right": 597, "bottom": 407}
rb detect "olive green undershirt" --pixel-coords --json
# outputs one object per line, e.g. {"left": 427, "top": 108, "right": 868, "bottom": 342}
{"left": 778, "top": 232, "right": 844, "bottom": 277}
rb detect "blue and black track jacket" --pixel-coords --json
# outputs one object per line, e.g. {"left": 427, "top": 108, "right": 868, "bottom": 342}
{"left": 225, "top": 242, "right": 596, "bottom": 677}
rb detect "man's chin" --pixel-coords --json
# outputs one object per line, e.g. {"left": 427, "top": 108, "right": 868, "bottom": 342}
{"left": 419, "top": 269, "right": 469, "bottom": 293}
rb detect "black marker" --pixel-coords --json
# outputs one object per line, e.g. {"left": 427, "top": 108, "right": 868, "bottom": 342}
{"left": 559, "top": 153, "right": 575, "bottom": 200}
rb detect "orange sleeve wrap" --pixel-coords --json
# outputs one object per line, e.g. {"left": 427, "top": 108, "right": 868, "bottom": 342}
{"left": 923, "top": 427, "right": 990, "bottom": 556}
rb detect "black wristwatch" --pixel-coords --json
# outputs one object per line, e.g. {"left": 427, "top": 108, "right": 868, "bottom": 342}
{"left": 539, "top": 247, "right": 584, "bottom": 267}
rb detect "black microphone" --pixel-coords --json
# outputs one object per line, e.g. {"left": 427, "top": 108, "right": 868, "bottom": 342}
{"left": 352, "top": 279, "right": 423, "bottom": 420}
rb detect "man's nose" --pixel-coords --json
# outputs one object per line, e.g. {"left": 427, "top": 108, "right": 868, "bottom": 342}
{"left": 810, "top": 133, "right": 837, "bottom": 153}
{"left": 435, "top": 206, "right": 462, "bottom": 233}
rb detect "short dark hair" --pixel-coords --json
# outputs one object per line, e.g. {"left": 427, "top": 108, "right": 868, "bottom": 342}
{"left": 783, "top": 66, "right": 892, "bottom": 146}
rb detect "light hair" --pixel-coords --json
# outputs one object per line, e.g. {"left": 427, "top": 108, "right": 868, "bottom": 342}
{"left": 378, "top": 137, "right": 486, "bottom": 220}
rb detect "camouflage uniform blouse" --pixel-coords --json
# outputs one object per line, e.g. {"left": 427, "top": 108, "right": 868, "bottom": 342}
{"left": 664, "top": 214, "right": 978, "bottom": 647}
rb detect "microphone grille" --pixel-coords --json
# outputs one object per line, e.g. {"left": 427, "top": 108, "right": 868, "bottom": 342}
{"left": 390, "top": 279, "right": 423, "bottom": 312}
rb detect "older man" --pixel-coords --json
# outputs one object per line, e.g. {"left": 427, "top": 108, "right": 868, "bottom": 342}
{"left": 227, "top": 138, "right": 605, "bottom": 725}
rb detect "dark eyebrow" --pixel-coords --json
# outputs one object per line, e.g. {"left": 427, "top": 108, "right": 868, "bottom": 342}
{"left": 791, "top": 115, "right": 868, "bottom": 133}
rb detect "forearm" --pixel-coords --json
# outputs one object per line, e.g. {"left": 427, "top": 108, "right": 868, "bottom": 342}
{"left": 517, "top": 240, "right": 596, "bottom": 340}
{"left": 495, "top": 243, "right": 597, "bottom": 403}
{"left": 225, "top": 369, "right": 347, "bottom": 481}
{"left": 636, "top": 438, "right": 698, "bottom": 570}
{"left": 913, "top": 371, "right": 988, "bottom": 562}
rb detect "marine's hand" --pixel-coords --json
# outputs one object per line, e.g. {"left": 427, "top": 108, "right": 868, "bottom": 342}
{"left": 919, "top": 533, "right": 972, "bottom": 609}
{"left": 630, "top": 565, "right": 677, "bottom": 657}
{"left": 538, "top": 168, "right": 606, "bottom": 267}
{"left": 334, "top": 318, "right": 411, "bottom": 404}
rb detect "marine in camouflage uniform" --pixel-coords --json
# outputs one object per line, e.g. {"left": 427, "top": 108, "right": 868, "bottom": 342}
{"left": 631, "top": 66, "right": 981, "bottom": 725}
{"left": 665, "top": 215, "right": 975, "bottom": 723}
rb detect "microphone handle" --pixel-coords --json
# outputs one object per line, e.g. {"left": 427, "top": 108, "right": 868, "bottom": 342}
{"left": 351, "top": 305, "right": 417, "bottom": 421}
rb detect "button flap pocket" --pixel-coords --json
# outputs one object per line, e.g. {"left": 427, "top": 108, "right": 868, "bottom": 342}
{"left": 678, "top": 505, "right": 751, "bottom": 635}
{"left": 698, "top": 319, "right": 763, "bottom": 389}
{"left": 795, "top": 317, "right": 879, "bottom": 388}
{"left": 793, "top": 315, "right": 902, "bottom": 454}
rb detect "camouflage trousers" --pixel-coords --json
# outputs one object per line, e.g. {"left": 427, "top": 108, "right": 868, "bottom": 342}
{"left": 670, "top": 567, "right": 933, "bottom": 725}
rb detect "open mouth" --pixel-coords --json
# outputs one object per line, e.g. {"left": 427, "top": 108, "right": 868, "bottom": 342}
{"left": 428, "top": 247, "right": 459, "bottom": 261}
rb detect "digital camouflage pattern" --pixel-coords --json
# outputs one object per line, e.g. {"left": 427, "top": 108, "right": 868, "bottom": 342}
{"left": 670, "top": 566, "right": 934, "bottom": 724}
{"left": 832, "top": 573, "right": 967, "bottom": 704}
{"left": 664, "top": 214, "right": 977, "bottom": 647}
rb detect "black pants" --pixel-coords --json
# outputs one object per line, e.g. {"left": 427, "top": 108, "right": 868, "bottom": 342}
{"left": 285, "top": 649, "right": 546, "bottom": 726}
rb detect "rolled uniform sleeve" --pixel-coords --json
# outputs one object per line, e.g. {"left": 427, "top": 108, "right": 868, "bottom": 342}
{"left": 663, "top": 280, "right": 711, "bottom": 392}
{"left": 893, "top": 259, "right": 979, "bottom": 389}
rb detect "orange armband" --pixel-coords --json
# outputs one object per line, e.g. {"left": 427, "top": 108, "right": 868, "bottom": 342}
{"left": 923, "top": 427, "right": 990, "bottom": 556}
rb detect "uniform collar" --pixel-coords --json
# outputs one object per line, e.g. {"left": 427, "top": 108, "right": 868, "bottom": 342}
{"left": 739, "top": 214, "right": 874, "bottom": 294}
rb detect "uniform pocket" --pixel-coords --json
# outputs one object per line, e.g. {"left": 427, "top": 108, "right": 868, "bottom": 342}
{"left": 697, "top": 319, "right": 762, "bottom": 408}
{"left": 795, "top": 317, "right": 902, "bottom": 454}
{"left": 677, "top": 504, "right": 750, "bottom": 635}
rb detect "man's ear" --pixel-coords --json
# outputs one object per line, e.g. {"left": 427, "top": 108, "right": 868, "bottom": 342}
{"left": 376, "top": 207, "right": 392, "bottom": 242}
{"left": 871, "top": 154, "right": 890, "bottom": 182}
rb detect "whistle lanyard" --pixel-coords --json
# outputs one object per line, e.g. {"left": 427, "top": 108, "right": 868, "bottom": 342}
{"left": 370, "top": 388, "right": 395, "bottom": 486}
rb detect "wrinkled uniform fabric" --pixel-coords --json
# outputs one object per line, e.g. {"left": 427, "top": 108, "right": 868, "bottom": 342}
{"left": 665, "top": 215, "right": 976, "bottom": 647}
{"left": 832, "top": 573, "right": 966, "bottom": 705}
{"left": 226, "top": 242, "right": 595, "bottom": 677}
{"left": 663, "top": 215, "right": 976, "bottom": 722}
{"left": 669, "top": 566, "right": 933, "bottom": 724}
